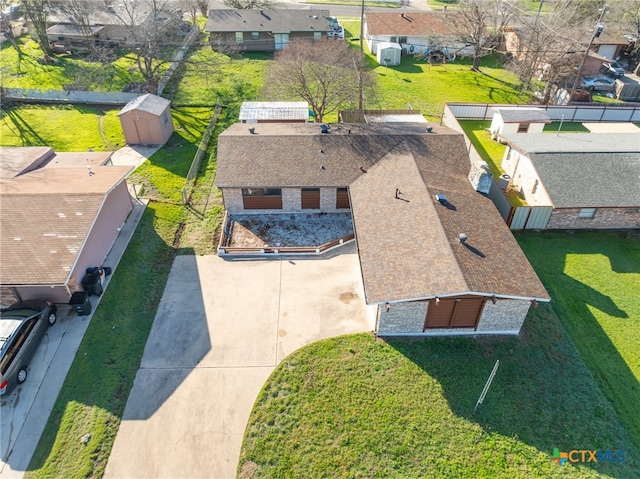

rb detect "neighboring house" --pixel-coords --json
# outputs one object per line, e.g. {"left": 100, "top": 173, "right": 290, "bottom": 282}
{"left": 118, "top": 94, "right": 174, "bottom": 146}
{"left": 206, "top": 9, "right": 332, "bottom": 52}
{"left": 239, "top": 102, "right": 310, "bottom": 123}
{"left": 364, "top": 12, "right": 473, "bottom": 56}
{"left": 216, "top": 123, "right": 550, "bottom": 336}
{"left": 489, "top": 107, "right": 551, "bottom": 137}
{"left": 0, "top": 147, "right": 133, "bottom": 304}
{"left": 592, "top": 31, "right": 629, "bottom": 61}
{"left": 45, "top": 1, "right": 183, "bottom": 53}
{"left": 499, "top": 131, "right": 640, "bottom": 229}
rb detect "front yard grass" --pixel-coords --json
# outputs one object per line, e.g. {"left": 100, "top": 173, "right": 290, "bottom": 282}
{"left": 239, "top": 308, "right": 638, "bottom": 478}
{"left": 516, "top": 230, "right": 640, "bottom": 451}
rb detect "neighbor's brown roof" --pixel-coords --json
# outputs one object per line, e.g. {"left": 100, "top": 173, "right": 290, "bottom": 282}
{"left": 365, "top": 12, "right": 457, "bottom": 37}
{"left": 0, "top": 166, "right": 132, "bottom": 285}
{"left": 216, "top": 123, "right": 550, "bottom": 303}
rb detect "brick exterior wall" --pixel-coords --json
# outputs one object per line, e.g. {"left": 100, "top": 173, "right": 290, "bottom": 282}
{"left": 377, "top": 298, "right": 531, "bottom": 335}
{"left": 377, "top": 302, "right": 427, "bottom": 335}
{"left": 476, "top": 299, "right": 530, "bottom": 333}
{"left": 222, "top": 187, "right": 351, "bottom": 214}
{"left": 547, "top": 208, "right": 640, "bottom": 229}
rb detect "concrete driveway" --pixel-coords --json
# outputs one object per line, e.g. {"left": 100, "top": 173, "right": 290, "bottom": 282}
{"left": 104, "top": 243, "right": 375, "bottom": 479}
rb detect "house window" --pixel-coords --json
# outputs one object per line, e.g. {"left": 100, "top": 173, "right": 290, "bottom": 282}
{"left": 242, "top": 188, "right": 282, "bottom": 209}
{"left": 301, "top": 188, "right": 320, "bottom": 209}
{"left": 336, "top": 187, "right": 350, "bottom": 209}
{"left": 578, "top": 208, "right": 597, "bottom": 219}
{"left": 251, "top": 31, "right": 259, "bottom": 40}
{"left": 313, "top": 31, "right": 321, "bottom": 41}
{"left": 390, "top": 36, "right": 407, "bottom": 44}
{"left": 235, "top": 32, "right": 244, "bottom": 44}
{"left": 517, "top": 123, "right": 530, "bottom": 133}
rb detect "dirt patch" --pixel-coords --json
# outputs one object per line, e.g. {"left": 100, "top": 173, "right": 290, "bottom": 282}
{"left": 339, "top": 292, "right": 358, "bottom": 304}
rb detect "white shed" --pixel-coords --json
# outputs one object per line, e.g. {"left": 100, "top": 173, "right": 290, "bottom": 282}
{"left": 376, "top": 42, "right": 402, "bottom": 66}
{"left": 490, "top": 107, "right": 551, "bottom": 137}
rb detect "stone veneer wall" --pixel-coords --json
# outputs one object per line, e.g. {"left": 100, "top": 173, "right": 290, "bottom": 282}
{"left": 547, "top": 208, "right": 640, "bottom": 229}
{"left": 377, "top": 298, "right": 532, "bottom": 335}
{"left": 222, "top": 187, "right": 351, "bottom": 214}
{"left": 476, "top": 299, "right": 530, "bottom": 333}
{"left": 377, "top": 302, "right": 427, "bottom": 335}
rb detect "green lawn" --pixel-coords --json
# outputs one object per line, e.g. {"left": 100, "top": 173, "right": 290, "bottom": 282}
{"left": 516, "top": 230, "right": 640, "bottom": 451}
{"left": 457, "top": 120, "right": 526, "bottom": 207}
{"left": 0, "top": 37, "right": 144, "bottom": 91}
{"left": 239, "top": 312, "right": 638, "bottom": 478}
{"left": 0, "top": 105, "right": 125, "bottom": 150}
{"left": 339, "top": 20, "right": 532, "bottom": 120}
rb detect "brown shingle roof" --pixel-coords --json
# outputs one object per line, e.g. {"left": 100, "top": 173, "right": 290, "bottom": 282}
{"left": 0, "top": 166, "right": 132, "bottom": 285}
{"left": 216, "top": 123, "right": 550, "bottom": 303}
{"left": 365, "top": 12, "right": 457, "bottom": 37}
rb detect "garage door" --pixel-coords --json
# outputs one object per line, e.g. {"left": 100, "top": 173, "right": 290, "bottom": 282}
{"left": 423, "top": 297, "right": 485, "bottom": 330}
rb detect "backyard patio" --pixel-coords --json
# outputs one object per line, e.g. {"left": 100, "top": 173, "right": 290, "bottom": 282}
{"left": 219, "top": 213, "right": 354, "bottom": 251}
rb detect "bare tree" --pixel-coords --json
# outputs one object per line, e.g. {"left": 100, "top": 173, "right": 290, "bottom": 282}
{"left": 222, "top": 0, "right": 275, "bottom": 10}
{"left": 24, "top": 0, "right": 53, "bottom": 55}
{"left": 448, "top": 0, "right": 513, "bottom": 71}
{"left": 507, "top": 0, "right": 607, "bottom": 102}
{"left": 197, "top": 0, "right": 209, "bottom": 16}
{"left": 111, "top": 0, "right": 187, "bottom": 93}
{"left": 264, "top": 39, "right": 373, "bottom": 123}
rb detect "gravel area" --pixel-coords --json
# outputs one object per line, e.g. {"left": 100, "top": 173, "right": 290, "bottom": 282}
{"left": 227, "top": 213, "right": 354, "bottom": 247}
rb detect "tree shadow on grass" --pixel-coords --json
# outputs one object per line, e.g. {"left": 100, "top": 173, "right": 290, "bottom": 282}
{"left": 1, "top": 107, "right": 47, "bottom": 146}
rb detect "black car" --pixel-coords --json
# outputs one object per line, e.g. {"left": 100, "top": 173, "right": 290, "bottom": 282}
{"left": 0, "top": 300, "right": 57, "bottom": 396}
{"left": 600, "top": 60, "right": 625, "bottom": 78}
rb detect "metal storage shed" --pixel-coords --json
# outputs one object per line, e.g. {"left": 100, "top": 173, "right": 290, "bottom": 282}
{"left": 118, "top": 94, "right": 174, "bottom": 146}
{"left": 376, "top": 42, "right": 402, "bottom": 66}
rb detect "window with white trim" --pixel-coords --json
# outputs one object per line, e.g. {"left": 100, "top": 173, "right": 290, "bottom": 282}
{"left": 578, "top": 208, "right": 596, "bottom": 218}
{"left": 235, "top": 32, "right": 244, "bottom": 44}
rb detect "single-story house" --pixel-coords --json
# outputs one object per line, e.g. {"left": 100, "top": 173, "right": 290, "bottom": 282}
{"left": 0, "top": 147, "right": 133, "bottom": 305}
{"left": 489, "top": 107, "right": 551, "bottom": 137}
{"left": 206, "top": 9, "right": 332, "bottom": 52}
{"left": 45, "top": 2, "right": 184, "bottom": 53}
{"left": 500, "top": 131, "right": 640, "bottom": 229}
{"left": 591, "top": 31, "right": 630, "bottom": 61}
{"left": 216, "top": 123, "right": 550, "bottom": 336}
{"left": 118, "top": 94, "right": 174, "bottom": 146}
{"left": 239, "top": 102, "right": 310, "bottom": 123}
{"left": 364, "top": 12, "right": 473, "bottom": 57}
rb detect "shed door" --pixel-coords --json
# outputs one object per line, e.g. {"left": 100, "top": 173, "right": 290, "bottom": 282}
{"left": 423, "top": 297, "right": 485, "bottom": 330}
{"left": 134, "top": 118, "right": 153, "bottom": 144}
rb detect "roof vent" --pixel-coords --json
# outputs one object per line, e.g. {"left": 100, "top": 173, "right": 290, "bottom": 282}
{"left": 459, "top": 233, "right": 468, "bottom": 244}
{"left": 435, "top": 194, "right": 447, "bottom": 204}
{"left": 320, "top": 124, "right": 330, "bottom": 134}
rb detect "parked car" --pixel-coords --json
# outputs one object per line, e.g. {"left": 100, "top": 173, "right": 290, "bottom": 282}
{"left": 0, "top": 300, "right": 57, "bottom": 396}
{"left": 581, "top": 75, "right": 616, "bottom": 92}
{"left": 600, "top": 60, "right": 625, "bottom": 78}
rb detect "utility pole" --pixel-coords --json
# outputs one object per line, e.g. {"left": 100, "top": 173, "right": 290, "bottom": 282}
{"left": 358, "top": 0, "right": 365, "bottom": 110}
{"left": 570, "top": 4, "right": 609, "bottom": 100}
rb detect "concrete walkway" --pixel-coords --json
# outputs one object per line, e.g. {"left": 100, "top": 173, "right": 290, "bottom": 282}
{"left": 104, "top": 243, "right": 376, "bottom": 479}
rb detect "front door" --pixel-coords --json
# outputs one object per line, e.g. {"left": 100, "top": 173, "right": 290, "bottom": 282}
{"left": 423, "top": 297, "right": 485, "bottom": 330}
